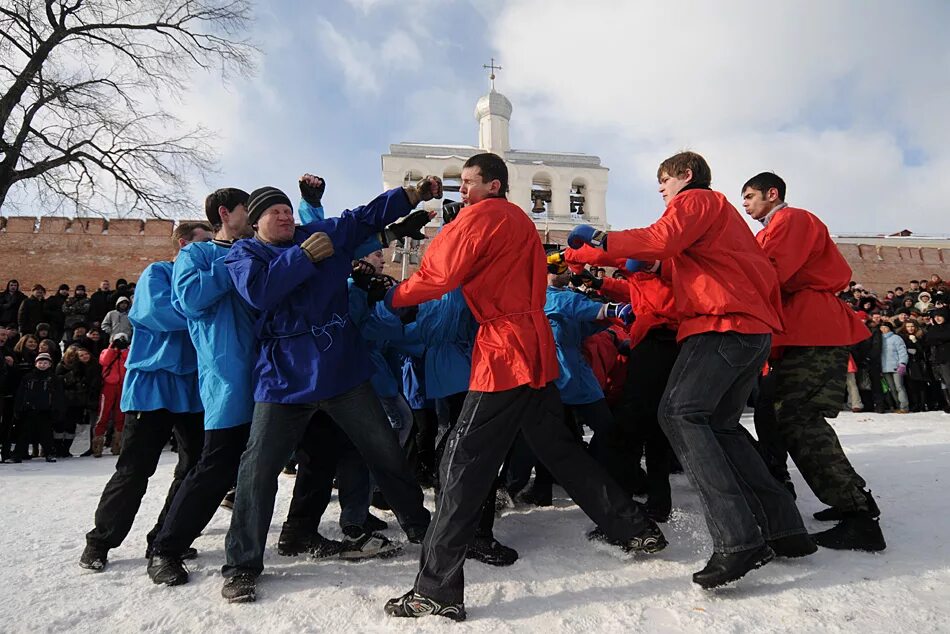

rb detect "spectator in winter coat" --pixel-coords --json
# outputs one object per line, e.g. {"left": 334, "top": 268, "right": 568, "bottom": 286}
{"left": 915, "top": 292, "right": 934, "bottom": 315}
{"left": 44, "top": 284, "right": 70, "bottom": 340}
{"left": 0, "top": 280, "right": 26, "bottom": 325}
{"left": 18, "top": 285, "right": 46, "bottom": 336}
{"left": 924, "top": 308, "right": 950, "bottom": 412}
{"left": 91, "top": 332, "right": 129, "bottom": 457}
{"left": 879, "top": 322, "right": 909, "bottom": 412}
{"left": 101, "top": 297, "right": 132, "bottom": 340}
{"left": 88, "top": 281, "right": 112, "bottom": 326}
{"left": 75, "top": 327, "right": 105, "bottom": 357}
{"left": 900, "top": 321, "right": 931, "bottom": 412}
{"left": 56, "top": 345, "right": 99, "bottom": 457}
{"left": 38, "top": 338, "right": 62, "bottom": 368}
{"left": 63, "top": 286, "right": 91, "bottom": 341}
{"left": 12, "top": 352, "right": 64, "bottom": 462}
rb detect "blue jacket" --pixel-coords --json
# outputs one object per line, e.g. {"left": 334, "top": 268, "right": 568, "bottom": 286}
{"left": 300, "top": 198, "right": 385, "bottom": 261}
{"left": 172, "top": 240, "right": 257, "bottom": 430}
{"left": 348, "top": 279, "right": 412, "bottom": 398}
{"left": 120, "top": 261, "right": 203, "bottom": 414}
{"left": 544, "top": 287, "right": 606, "bottom": 405}
{"left": 413, "top": 289, "right": 476, "bottom": 399}
{"left": 225, "top": 188, "right": 414, "bottom": 404}
{"left": 881, "top": 330, "right": 908, "bottom": 372}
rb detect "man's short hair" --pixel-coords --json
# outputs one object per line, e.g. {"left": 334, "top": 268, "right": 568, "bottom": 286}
{"left": 657, "top": 151, "right": 712, "bottom": 188}
{"left": 204, "top": 188, "right": 250, "bottom": 229}
{"left": 462, "top": 153, "right": 509, "bottom": 196}
{"left": 741, "top": 172, "right": 786, "bottom": 201}
{"left": 910, "top": 279, "right": 919, "bottom": 284}
{"left": 174, "top": 221, "right": 212, "bottom": 245}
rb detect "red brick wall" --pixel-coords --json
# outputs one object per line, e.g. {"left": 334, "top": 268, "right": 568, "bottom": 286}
{"left": 2, "top": 217, "right": 947, "bottom": 297}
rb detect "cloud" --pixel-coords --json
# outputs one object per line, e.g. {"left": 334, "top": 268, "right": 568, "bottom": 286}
{"left": 490, "top": 0, "right": 950, "bottom": 234}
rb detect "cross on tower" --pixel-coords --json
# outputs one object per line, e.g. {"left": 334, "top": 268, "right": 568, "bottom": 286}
{"left": 483, "top": 57, "right": 502, "bottom": 90}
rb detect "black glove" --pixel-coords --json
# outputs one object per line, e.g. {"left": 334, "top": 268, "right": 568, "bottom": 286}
{"left": 442, "top": 199, "right": 463, "bottom": 225}
{"left": 384, "top": 209, "right": 431, "bottom": 243}
{"left": 570, "top": 269, "right": 602, "bottom": 289}
{"left": 298, "top": 174, "right": 326, "bottom": 207}
{"left": 365, "top": 274, "right": 397, "bottom": 305}
{"left": 350, "top": 260, "right": 375, "bottom": 291}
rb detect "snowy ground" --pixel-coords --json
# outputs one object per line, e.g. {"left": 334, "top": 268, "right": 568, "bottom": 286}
{"left": 1, "top": 411, "right": 948, "bottom": 633}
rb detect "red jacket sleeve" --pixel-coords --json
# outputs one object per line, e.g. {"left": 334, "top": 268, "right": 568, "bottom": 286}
{"left": 606, "top": 194, "right": 716, "bottom": 261}
{"left": 599, "top": 277, "right": 633, "bottom": 302}
{"left": 756, "top": 213, "right": 812, "bottom": 285}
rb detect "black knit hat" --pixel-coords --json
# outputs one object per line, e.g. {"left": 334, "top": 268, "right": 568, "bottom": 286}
{"left": 247, "top": 186, "right": 292, "bottom": 226}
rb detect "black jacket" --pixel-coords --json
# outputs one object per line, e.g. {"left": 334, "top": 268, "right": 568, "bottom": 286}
{"left": 18, "top": 297, "right": 45, "bottom": 336}
{"left": 0, "top": 290, "right": 26, "bottom": 325}
{"left": 14, "top": 368, "right": 65, "bottom": 417}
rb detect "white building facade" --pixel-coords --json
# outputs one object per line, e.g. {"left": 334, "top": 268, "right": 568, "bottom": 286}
{"left": 381, "top": 84, "right": 609, "bottom": 235}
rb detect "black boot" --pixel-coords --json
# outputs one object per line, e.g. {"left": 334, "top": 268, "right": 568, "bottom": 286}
{"left": 221, "top": 573, "right": 256, "bottom": 603}
{"left": 692, "top": 544, "right": 775, "bottom": 589}
{"left": 813, "top": 489, "right": 880, "bottom": 521}
{"left": 516, "top": 482, "right": 552, "bottom": 507}
{"left": 79, "top": 543, "right": 109, "bottom": 572}
{"left": 466, "top": 536, "right": 519, "bottom": 566}
{"left": 812, "top": 513, "right": 886, "bottom": 552}
{"left": 277, "top": 521, "right": 317, "bottom": 556}
{"left": 147, "top": 554, "right": 189, "bottom": 586}
{"left": 768, "top": 533, "right": 818, "bottom": 558}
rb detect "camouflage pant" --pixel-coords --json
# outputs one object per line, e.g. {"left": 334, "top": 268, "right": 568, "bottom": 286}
{"left": 773, "top": 346, "right": 870, "bottom": 512}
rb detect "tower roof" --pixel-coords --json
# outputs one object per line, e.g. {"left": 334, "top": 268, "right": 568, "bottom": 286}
{"left": 474, "top": 89, "right": 512, "bottom": 121}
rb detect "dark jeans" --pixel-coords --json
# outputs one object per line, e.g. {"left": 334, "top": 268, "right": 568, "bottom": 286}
{"left": 223, "top": 382, "right": 429, "bottom": 578}
{"left": 415, "top": 383, "right": 651, "bottom": 604}
{"left": 85, "top": 409, "right": 204, "bottom": 551}
{"left": 151, "top": 423, "right": 251, "bottom": 557}
{"left": 657, "top": 332, "right": 805, "bottom": 554}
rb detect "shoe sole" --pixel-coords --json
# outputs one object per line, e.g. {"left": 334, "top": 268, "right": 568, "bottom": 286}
{"left": 695, "top": 549, "right": 775, "bottom": 589}
{"left": 339, "top": 544, "right": 403, "bottom": 561}
{"left": 224, "top": 593, "right": 256, "bottom": 604}
{"left": 152, "top": 575, "right": 189, "bottom": 586}
{"left": 79, "top": 562, "right": 105, "bottom": 572}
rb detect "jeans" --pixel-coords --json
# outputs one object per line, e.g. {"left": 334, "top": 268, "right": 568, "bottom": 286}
{"left": 657, "top": 332, "right": 805, "bottom": 554}
{"left": 86, "top": 410, "right": 204, "bottom": 550}
{"left": 223, "top": 382, "right": 429, "bottom": 577}
{"left": 883, "top": 372, "right": 909, "bottom": 410}
{"left": 846, "top": 373, "right": 863, "bottom": 409}
{"left": 379, "top": 394, "right": 414, "bottom": 448}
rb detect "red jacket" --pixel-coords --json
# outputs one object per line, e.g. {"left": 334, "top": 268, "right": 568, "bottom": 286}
{"left": 583, "top": 328, "right": 627, "bottom": 405}
{"left": 392, "top": 198, "right": 559, "bottom": 392}
{"left": 606, "top": 189, "right": 784, "bottom": 342}
{"left": 756, "top": 207, "right": 869, "bottom": 348}
{"left": 99, "top": 347, "right": 128, "bottom": 386}
{"left": 599, "top": 273, "right": 680, "bottom": 349}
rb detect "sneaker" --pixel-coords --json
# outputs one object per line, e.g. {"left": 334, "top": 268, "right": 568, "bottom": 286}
{"left": 221, "top": 573, "right": 256, "bottom": 603}
{"left": 45, "top": 455, "right": 57, "bottom": 463}
{"left": 813, "top": 490, "right": 880, "bottom": 522}
{"left": 384, "top": 590, "right": 466, "bottom": 622}
{"left": 220, "top": 488, "right": 236, "bottom": 511}
{"left": 692, "top": 544, "right": 775, "bottom": 589}
{"left": 309, "top": 534, "right": 345, "bottom": 559}
{"left": 645, "top": 506, "right": 671, "bottom": 523}
{"left": 620, "top": 523, "right": 668, "bottom": 555}
{"left": 466, "top": 537, "right": 518, "bottom": 566}
{"left": 147, "top": 554, "right": 189, "bottom": 586}
{"left": 586, "top": 526, "right": 620, "bottom": 545}
{"left": 364, "top": 513, "right": 389, "bottom": 533}
{"left": 79, "top": 543, "right": 108, "bottom": 572}
{"left": 768, "top": 533, "right": 818, "bottom": 558}
{"left": 340, "top": 528, "right": 402, "bottom": 561}
{"left": 812, "top": 515, "right": 886, "bottom": 552}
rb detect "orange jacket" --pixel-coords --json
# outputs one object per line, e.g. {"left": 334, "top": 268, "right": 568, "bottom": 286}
{"left": 391, "top": 198, "right": 559, "bottom": 392}
{"left": 582, "top": 327, "right": 627, "bottom": 405}
{"left": 756, "top": 207, "right": 869, "bottom": 348}
{"left": 606, "top": 189, "right": 784, "bottom": 342}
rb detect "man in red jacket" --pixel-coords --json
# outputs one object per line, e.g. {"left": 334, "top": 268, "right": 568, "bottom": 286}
{"left": 741, "top": 172, "right": 884, "bottom": 552}
{"left": 569, "top": 151, "right": 811, "bottom": 590}
{"left": 383, "top": 153, "right": 664, "bottom": 622}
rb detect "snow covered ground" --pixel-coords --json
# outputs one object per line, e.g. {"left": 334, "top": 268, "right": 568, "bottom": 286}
{"left": 1, "top": 411, "right": 948, "bottom": 633}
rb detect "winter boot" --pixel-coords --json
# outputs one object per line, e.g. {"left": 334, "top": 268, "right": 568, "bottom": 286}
{"left": 692, "top": 544, "right": 775, "bottom": 589}
{"left": 110, "top": 431, "right": 122, "bottom": 455}
{"left": 466, "top": 536, "right": 519, "bottom": 566}
{"left": 277, "top": 521, "right": 336, "bottom": 557}
{"left": 516, "top": 482, "right": 552, "bottom": 507}
{"left": 79, "top": 543, "right": 109, "bottom": 571}
{"left": 221, "top": 573, "right": 256, "bottom": 603}
{"left": 768, "top": 533, "right": 818, "bottom": 558}
{"left": 147, "top": 554, "right": 189, "bottom": 586}
{"left": 339, "top": 526, "right": 402, "bottom": 560}
{"left": 812, "top": 513, "right": 886, "bottom": 552}
{"left": 620, "top": 522, "right": 668, "bottom": 555}
{"left": 91, "top": 435, "right": 105, "bottom": 458}
{"left": 385, "top": 590, "right": 466, "bottom": 622}
{"left": 814, "top": 489, "right": 880, "bottom": 521}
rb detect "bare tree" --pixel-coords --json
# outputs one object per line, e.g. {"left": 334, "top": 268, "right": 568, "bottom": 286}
{"left": 0, "top": 0, "right": 255, "bottom": 218}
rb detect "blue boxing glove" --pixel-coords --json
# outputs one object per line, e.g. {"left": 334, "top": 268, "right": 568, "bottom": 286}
{"left": 624, "top": 258, "right": 660, "bottom": 273}
{"left": 603, "top": 302, "right": 635, "bottom": 326}
{"left": 567, "top": 224, "right": 608, "bottom": 250}
{"left": 384, "top": 284, "right": 418, "bottom": 324}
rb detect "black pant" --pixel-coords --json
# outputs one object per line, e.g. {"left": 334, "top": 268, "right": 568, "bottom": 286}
{"left": 151, "top": 422, "right": 250, "bottom": 556}
{"left": 415, "top": 383, "right": 650, "bottom": 604}
{"left": 750, "top": 371, "right": 793, "bottom": 484}
{"left": 0, "top": 397, "right": 15, "bottom": 460}
{"left": 13, "top": 410, "right": 56, "bottom": 459}
{"left": 85, "top": 409, "right": 204, "bottom": 551}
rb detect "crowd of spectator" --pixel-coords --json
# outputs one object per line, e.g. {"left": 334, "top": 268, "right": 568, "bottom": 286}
{"left": 839, "top": 274, "right": 950, "bottom": 414}
{"left": 0, "top": 278, "right": 137, "bottom": 462}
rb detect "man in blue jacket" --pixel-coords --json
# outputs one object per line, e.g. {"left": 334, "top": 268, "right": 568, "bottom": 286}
{"left": 79, "top": 222, "right": 212, "bottom": 572}
{"left": 220, "top": 178, "right": 438, "bottom": 603}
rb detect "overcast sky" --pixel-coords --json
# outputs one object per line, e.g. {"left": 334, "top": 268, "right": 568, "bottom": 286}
{"left": 74, "top": 0, "right": 950, "bottom": 234}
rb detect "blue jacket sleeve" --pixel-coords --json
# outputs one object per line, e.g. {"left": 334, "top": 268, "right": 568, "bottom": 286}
{"left": 310, "top": 188, "right": 413, "bottom": 256}
{"left": 172, "top": 244, "right": 232, "bottom": 319}
{"left": 129, "top": 263, "right": 188, "bottom": 332}
{"left": 348, "top": 284, "right": 406, "bottom": 341}
{"left": 225, "top": 241, "right": 315, "bottom": 312}
{"left": 298, "top": 199, "right": 324, "bottom": 224}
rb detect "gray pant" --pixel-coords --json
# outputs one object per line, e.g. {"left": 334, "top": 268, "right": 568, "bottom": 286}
{"left": 883, "top": 372, "right": 909, "bottom": 410}
{"left": 658, "top": 332, "right": 806, "bottom": 554}
{"left": 223, "top": 382, "right": 430, "bottom": 577}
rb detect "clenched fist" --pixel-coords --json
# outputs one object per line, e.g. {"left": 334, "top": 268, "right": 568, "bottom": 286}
{"left": 300, "top": 232, "right": 334, "bottom": 263}
{"left": 404, "top": 175, "right": 443, "bottom": 207}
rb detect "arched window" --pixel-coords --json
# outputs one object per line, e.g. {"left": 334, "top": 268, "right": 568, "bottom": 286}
{"left": 403, "top": 169, "right": 425, "bottom": 187}
{"left": 570, "top": 179, "right": 587, "bottom": 218}
{"left": 531, "top": 172, "right": 552, "bottom": 217}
